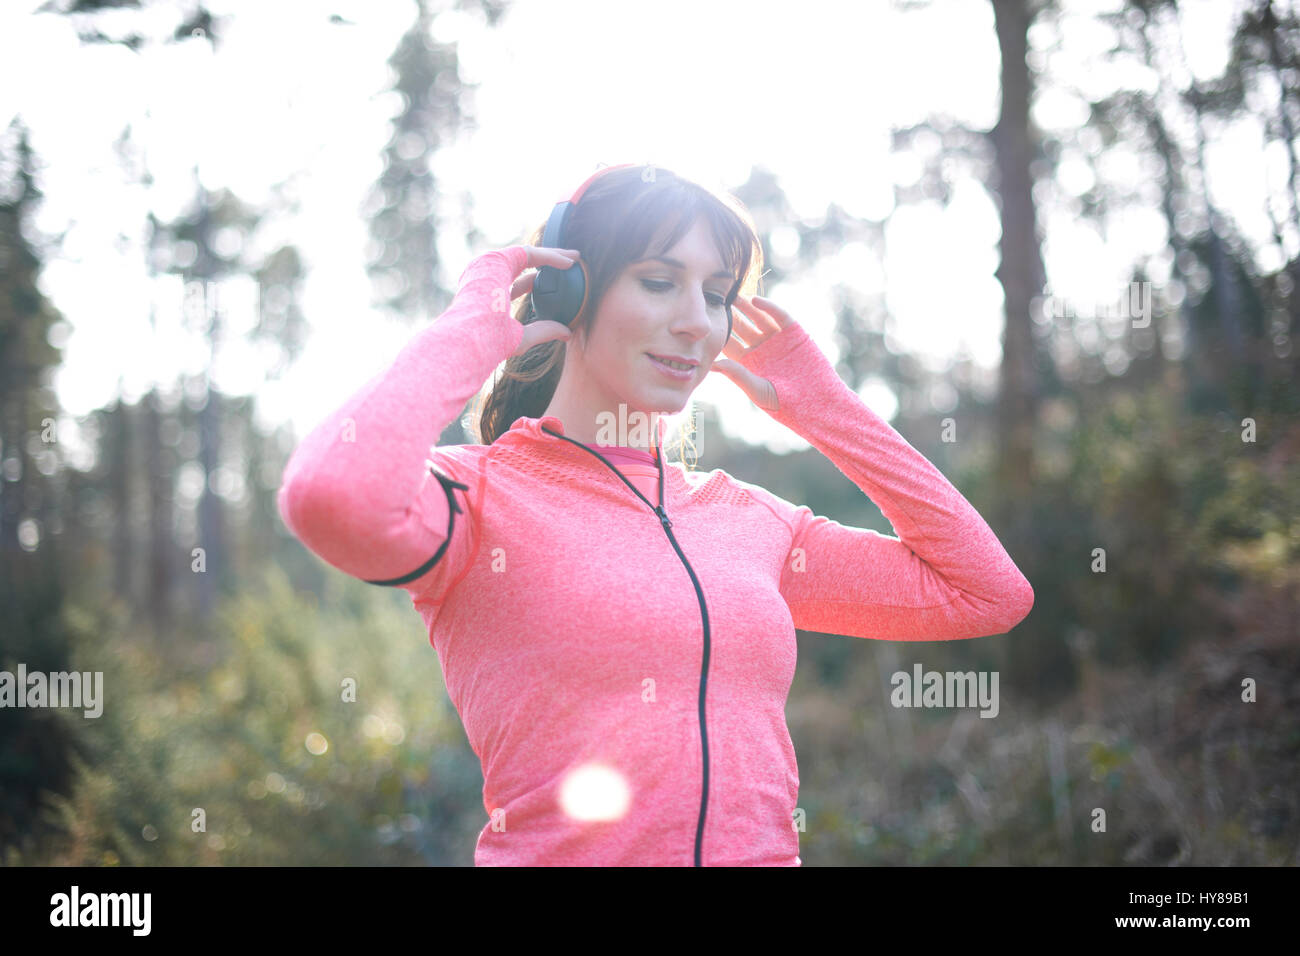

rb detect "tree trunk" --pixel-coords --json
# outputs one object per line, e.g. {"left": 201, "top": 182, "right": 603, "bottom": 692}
{"left": 143, "top": 388, "right": 174, "bottom": 637}
{"left": 195, "top": 379, "right": 222, "bottom": 623}
{"left": 991, "top": 0, "right": 1043, "bottom": 517}
{"left": 108, "top": 398, "right": 134, "bottom": 605}
{"left": 989, "top": 0, "right": 1050, "bottom": 689}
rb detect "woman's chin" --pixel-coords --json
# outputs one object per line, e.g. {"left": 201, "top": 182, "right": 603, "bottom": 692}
{"left": 636, "top": 389, "right": 691, "bottom": 415}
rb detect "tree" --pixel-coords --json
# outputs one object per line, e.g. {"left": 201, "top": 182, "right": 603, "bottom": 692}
{"left": 0, "top": 118, "right": 80, "bottom": 860}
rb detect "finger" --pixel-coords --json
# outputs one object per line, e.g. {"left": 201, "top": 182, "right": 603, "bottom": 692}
{"left": 732, "top": 294, "right": 783, "bottom": 335}
{"left": 525, "top": 246, "right": 581, "bottom": 271}
{"left": 510, "top": 272, "right": 536, "bottom": 300}
{"left": 728, "top": 295, "right": 774, "bottom": 332}
{"left": 513, "top": 319, "right": 572, "bottom": 357}
{"left": 708, "top": 357, "right": 746, "bottom": 390}
{"left": 710, "top": 357, "right": 777, "bottom": 411}
{"left": 730, "top": 309, "right": 766, "bottom": 342}
{"left": 726, "top": 302, "right": 774, "bottom": 347}
{"left": 719, "top": 333, "right": 751, "bottom": 361}
{"left": 510, "top": 248, "right": 580, "bottom": 299}
{"left": 749, "top": 294, "right": 792, "bottom": 329}
{"left": 722, "top": 303, "right": 762, "bottom": 348}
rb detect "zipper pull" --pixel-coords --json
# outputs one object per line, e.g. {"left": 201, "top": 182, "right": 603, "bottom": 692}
{"left": 655, "top": 505, "right": 673, "bottom": 530}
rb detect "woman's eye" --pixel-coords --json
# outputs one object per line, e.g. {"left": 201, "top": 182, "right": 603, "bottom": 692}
{"left": 641, "top": 279, "right": 728, "bottom": 309}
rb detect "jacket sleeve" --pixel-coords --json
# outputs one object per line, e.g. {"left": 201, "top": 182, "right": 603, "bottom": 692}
{"left": 730, "top": 319, "right": 1034, "bottom": 641}
{"left": 276, "top": 246, "right": 528, "bottom": 604}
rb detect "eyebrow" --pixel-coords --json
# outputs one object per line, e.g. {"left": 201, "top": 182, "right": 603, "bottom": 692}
{"left": 634, "top": 255, "right": 733, "bottom": 280}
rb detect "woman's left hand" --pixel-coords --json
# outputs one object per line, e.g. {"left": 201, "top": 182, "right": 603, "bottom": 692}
{"left": 709, "top": 294, "right": 793, "bottom": 412}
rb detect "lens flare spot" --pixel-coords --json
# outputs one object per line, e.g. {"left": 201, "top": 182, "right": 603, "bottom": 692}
{"left": 558, "top": 763, "right": 630, "bottom": 822}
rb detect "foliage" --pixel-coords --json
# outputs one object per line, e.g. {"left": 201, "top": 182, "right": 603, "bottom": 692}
{"left": 15, "top": 569, "right": 485, "bottom": 866}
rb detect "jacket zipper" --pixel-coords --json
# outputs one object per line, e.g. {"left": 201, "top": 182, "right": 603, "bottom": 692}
{"left": 540, "top": 425, "right": 711, "bottom": 867}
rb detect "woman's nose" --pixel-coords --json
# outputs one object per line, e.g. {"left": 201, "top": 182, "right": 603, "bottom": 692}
{"left": 676, "top": 292, "right": 714, "bottom": 337}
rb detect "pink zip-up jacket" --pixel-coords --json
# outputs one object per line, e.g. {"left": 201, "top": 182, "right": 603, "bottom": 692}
{"left": 277, "top": 245, "right": 1035, "bottom": 867}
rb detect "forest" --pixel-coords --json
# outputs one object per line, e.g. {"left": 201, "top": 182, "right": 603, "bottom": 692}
{"left": 0, "top": 0, "right": 1296, "bottom": 866}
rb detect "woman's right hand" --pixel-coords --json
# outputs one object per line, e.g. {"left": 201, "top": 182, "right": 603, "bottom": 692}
{"left": 506, "top": 245, "right": 582, "bottom": 357}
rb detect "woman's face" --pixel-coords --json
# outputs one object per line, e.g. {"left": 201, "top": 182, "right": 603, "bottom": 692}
{"left": 569, "top": 216, "right": 733, "bottom": 420}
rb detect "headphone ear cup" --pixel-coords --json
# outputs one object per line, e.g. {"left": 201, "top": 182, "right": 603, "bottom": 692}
{"left": 557, "top": 257, "right": 588, "bottom": 327}
{"left": 532, "top": 257, "right": 587, "bottom": 327}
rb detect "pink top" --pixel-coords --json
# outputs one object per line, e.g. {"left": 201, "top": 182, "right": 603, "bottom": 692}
{"left": 591, "top": 444, "right": 656, "bottom": 467}
{"left": 590, "top": 444, "right": 659, "bottom": 504}
{"left": 277, "top": 245, "right": 1034, "bottom": 866}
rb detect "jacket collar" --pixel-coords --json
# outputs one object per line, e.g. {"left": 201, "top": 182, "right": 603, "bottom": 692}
{"left": 501, "top": 413, "right": 681, "bottom": 511}
{"left": 506, "top": 413, "right": 670, "bottom": 450}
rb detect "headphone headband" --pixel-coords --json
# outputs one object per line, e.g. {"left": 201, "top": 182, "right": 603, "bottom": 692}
{"left": 561, "top": 162, "right": 638, "bottom": 204}
{"left": 533, "top": 164, "right": 639, "bottom": 326}
{"left": 540, "top": 163, "right": 637, "bottom": 250}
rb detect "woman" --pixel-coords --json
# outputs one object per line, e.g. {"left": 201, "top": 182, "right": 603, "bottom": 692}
{"left": 277, "top": 164, "right": 1034, "bottom": 866}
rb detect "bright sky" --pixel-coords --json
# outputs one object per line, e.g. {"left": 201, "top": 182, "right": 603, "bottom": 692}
{"left": 0, "top": 0, "right": 1259, "bottom": 469}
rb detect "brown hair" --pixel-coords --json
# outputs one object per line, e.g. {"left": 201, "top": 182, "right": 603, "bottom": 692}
{"left": 469, "top": 164, "right": 764, "bottom": 468}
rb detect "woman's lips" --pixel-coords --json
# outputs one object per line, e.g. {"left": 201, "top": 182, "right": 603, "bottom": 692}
{"left": 646, "top": 353, "right": 695, "bottom": 380}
